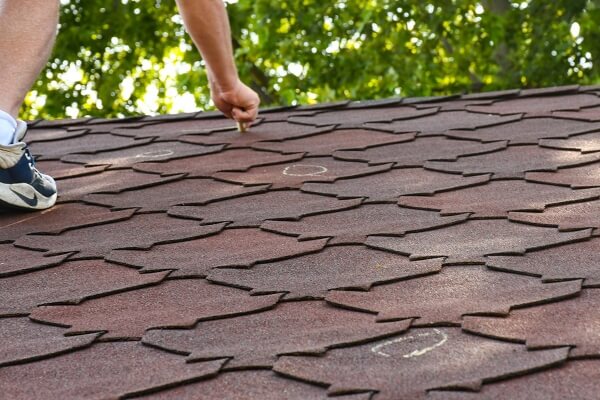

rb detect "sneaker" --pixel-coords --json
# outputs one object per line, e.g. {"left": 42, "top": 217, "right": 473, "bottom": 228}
{"left": 0, "top": 120, "right": 57, "bottom": 210}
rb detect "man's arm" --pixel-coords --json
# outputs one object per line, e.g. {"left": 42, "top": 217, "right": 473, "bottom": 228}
{"left": 176, "top": 0, "right": 259, "bottom": 124}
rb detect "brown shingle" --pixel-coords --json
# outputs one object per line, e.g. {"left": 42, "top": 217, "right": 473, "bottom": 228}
{"left": 7, "top": 85, "right": 600, "bottom": 397}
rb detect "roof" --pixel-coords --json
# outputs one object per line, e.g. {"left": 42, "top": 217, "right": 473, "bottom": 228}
{"left": 2, "top": 84, "right": 600, "bottom": 398}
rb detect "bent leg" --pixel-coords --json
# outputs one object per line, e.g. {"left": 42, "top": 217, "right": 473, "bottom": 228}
{"left": 0, "top": 0, "right": 59, "bottom": 210}
{"left": 0, "top": 0, "right": 59, "bottom": 117}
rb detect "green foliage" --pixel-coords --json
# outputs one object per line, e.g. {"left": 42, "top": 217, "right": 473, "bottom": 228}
{"left": 22, "top": 0, "right": 600, "bottom": 119}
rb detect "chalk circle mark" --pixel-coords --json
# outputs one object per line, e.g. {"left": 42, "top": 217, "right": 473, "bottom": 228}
{"left": 135, "top": 150, "right": 175, "bottom": 158}
{"left": 371, "top": 328, "right": 448, "bottom": 359}
{"left": 282, "top": 164, "right": 328, "bottom": 177}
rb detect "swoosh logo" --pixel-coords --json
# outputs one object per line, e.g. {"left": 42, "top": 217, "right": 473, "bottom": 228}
{"left": 10, "top": 187, "right": 38, "bottom": 208}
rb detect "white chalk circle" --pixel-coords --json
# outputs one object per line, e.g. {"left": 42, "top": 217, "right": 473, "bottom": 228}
{"left": 135, "top": 149, "right": 175, "bottom": 158}
{"left": 282, "top": 164, "right": 328, "bottom": 177}
{"left": 370, "top": 328, "right": 448, "bottom": 359}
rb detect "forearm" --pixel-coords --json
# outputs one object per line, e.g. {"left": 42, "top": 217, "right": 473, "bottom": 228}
{"left": 176, "top": 0, "right": 238, "bottom": 91}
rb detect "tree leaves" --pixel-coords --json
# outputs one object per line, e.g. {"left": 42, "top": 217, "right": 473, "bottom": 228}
{"left": 23, "top": 0, "right": 600, "bottom": 119}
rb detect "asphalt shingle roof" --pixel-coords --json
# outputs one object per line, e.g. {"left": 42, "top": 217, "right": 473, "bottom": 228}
{"left": 2, "top": 84, "right": 600, "bottom": 398}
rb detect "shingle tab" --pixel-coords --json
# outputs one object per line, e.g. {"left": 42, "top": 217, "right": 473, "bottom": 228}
{"left": 30, "top": 279, "right": 281, "bottom": 339}
{"left": 261, "top": 203, "right": 469, "bottom": 244}
{"left": 0, "top": 318, "right": 98, "bottom": 367}
{"left": 398, "top": 180, "right": 600, "bottom": 218}
{"left": 214, "top": 156, "right": 392, "bottom": 189}
{"left": 143, "top": 300, "right": 410, "bottom": 368}
{"left": 463, "top": 288, "right": 600, "bottom": 357}
{"left": 326, "top": 265, "right": 581, "bottom": 324}
{"left": 207, "top": 246, "right": 443, "bottom": 299}
{"left": 274, "top": 327, "right": 568, "bottom": 400}
{"left": 168, "top": 190, "right": 361, "bottom": 227}
{"left": 428, "top": 360, "right": 600, "bottom": 400}
{"left": 133, "top": 370, "right": 368, "bottom": 400}
{"left": 106, "top": 228, "right": 328, "bottom": 277}
{"left": 0, "top": 260, "right": 168, "bottom": 316}
{"left": 0, "top": 342, "right": 224, "bottom": 400}
{"left": 15, "top": 213, "right": 224, "bottom": 259}
{"left": 366, "top": 219, "right": 591, "bottom": 264}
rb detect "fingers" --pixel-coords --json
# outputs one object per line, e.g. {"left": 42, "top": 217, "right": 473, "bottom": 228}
{"left": 212, "top": 97, "right": 234, "bottom": 119}
{"left": 212, "top": 80, "right": 260, "bottom": 124}
{"left": 232, "top": 105, "right": 258, "bottom": 123}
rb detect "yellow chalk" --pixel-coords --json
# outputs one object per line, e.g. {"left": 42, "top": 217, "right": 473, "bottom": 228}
{"left": 236, "top": 121, "right": 248, "bottom": 133}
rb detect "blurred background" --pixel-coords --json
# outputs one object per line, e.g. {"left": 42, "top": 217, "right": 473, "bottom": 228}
{"left": 23, "top": 0, "right": 600, "bottom": 120}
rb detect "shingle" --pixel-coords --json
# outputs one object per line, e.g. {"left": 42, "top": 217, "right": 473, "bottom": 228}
{"left": 133, "top": 370, "right": 368, "bottom": 400}
{"left": 365, "top": 219, "right": 591, "bottom": 264}
{"left": 261, "top": 203, "right": 469, "bottom": 244}
{"left": 258, "top": 109, "right": 316, "bottom": 123}
{"left": 428, "top": 360, "right": 600, "bottom": 400}
{"left": 73, "top": 120, "right": 149, "bottom": 134}
{"left": 35, "top": 161, "right": 107, "bottom": 180}
{"left": 487, "top": 237, "right": 600, "bottom": 286}
{"left": 106, "top": 228, "right": 328, "bottom": 277}
{"left": 467, "top": 93, "right": 600, "bottom": 115}
{"left": 461, "top": 89, "right": 520, "bottom": 100}
{"left": 0, "top": 260, "right": 168, "bottom": 316}
{"left": 273, "top": 327, "right": 568, "bottom": 400}
{"left": 83, "top": 177, "right": 268, "bottom": 212}
{"left": 207, "top": 246, "right": 442, "bottom": 299}
{"left": 179, "top": 122, "right": 336, "bottom": 147}
{"left": 509, "top": 198, "right": 600, "bottom": 231}
{"left": 552, "top": 105, "right": 600, "bottom": 121}
{"left": 29, "top": 133, "right": 152, "bottom": 160}
{"left": 251, "top": 128, "right": 410, "bottom": 156}
{"left": 398, "top": 180, "right": 600, "bottom": 218}
{"left": 334, "top": 137, "right": 507, "bottom": 166}
{"left": 30, "top": 279, "right": 281, "bottom": 339}
{"left": 519, "top": 85, "right": 580, "bottom": 97}
{"left": 539, "top": 130, "right": 600, "bottom": 153}
{"left": 447, "top": 118, "right": 600, "bottom": 144}
{"left": 365, "top": 111, "right": 522, "bottom": 134}
{"left": 168, "top": 190, "right": 362, "bottom": 227}
{"left": 0, "top": 342, "right": 224, "bottom": 400}
{"left": 0, "top": 203, "right": 134, "bottom": 242}
{"left": 112, "top": 117, "right": 240, "bottom": 140}
{"left": 413, "top": 99, "right": 493, "bottom": 111}
{"left": 25, "top": 127, "right": 88, "bottom": 143}
{"left": 132, "top": 149, "right": 303, "bottom": 177}
{"left": 0, "top": 244, "right": 68, "bottom": 276}
{"left": 345, "top": 98, "right": 403, "bottom": 109}
{"left": 0, "top": 317, "right": 98, "bottom": 367}
{"left": 214, "top": 156, "right": 393, "bottom": 189}
{"left": 56, "top": 169, "right": 175, "bottom": 202}
{"left": 326, "top": 265, "right": 581, "bottom": 324}
{"left": 463, "top": 288, "right": 600, "bottom": 357}
{"left": 426, "top": 145, "right": 600, "bottom": 179}
{"left": 526, "top": 162, "right": 600, "bottom": 188}
{"left": 302, "top": 167, "right": 491, "bottom": 201}
{"left": 142, "top": 300, "right": 410, "bottom": 368}
{"left": 61, "top": 141, "right": 224, "bottom": 168}
{"left": 14, "top": 213, "right": 223, "bottom": 259}
{"left": 30, "top": 117, "right": 93, "bottom": 128}
{"left": 288, "top": 107, "right": 437, "bottom": 127}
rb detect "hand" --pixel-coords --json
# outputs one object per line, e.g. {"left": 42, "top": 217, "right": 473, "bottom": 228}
{"left": 210, "top": 79, "right": 260, "bottom": 124}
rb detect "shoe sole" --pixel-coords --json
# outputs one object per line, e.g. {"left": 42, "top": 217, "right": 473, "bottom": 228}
{"left": 0, "top": 182, "right": 57, "bottom": 211}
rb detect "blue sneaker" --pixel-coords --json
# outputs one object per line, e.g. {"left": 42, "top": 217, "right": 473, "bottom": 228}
{"left": 0, "top": 120, "right": 57, "bottom": 210}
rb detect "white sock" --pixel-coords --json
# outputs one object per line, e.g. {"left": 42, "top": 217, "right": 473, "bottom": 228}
{"left": 0, "top": 110, "right": 16, "bottom": 146}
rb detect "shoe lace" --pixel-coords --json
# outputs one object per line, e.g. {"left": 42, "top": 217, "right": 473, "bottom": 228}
{"left": 24, "top": 148, "right": 43, "bottom": 180}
